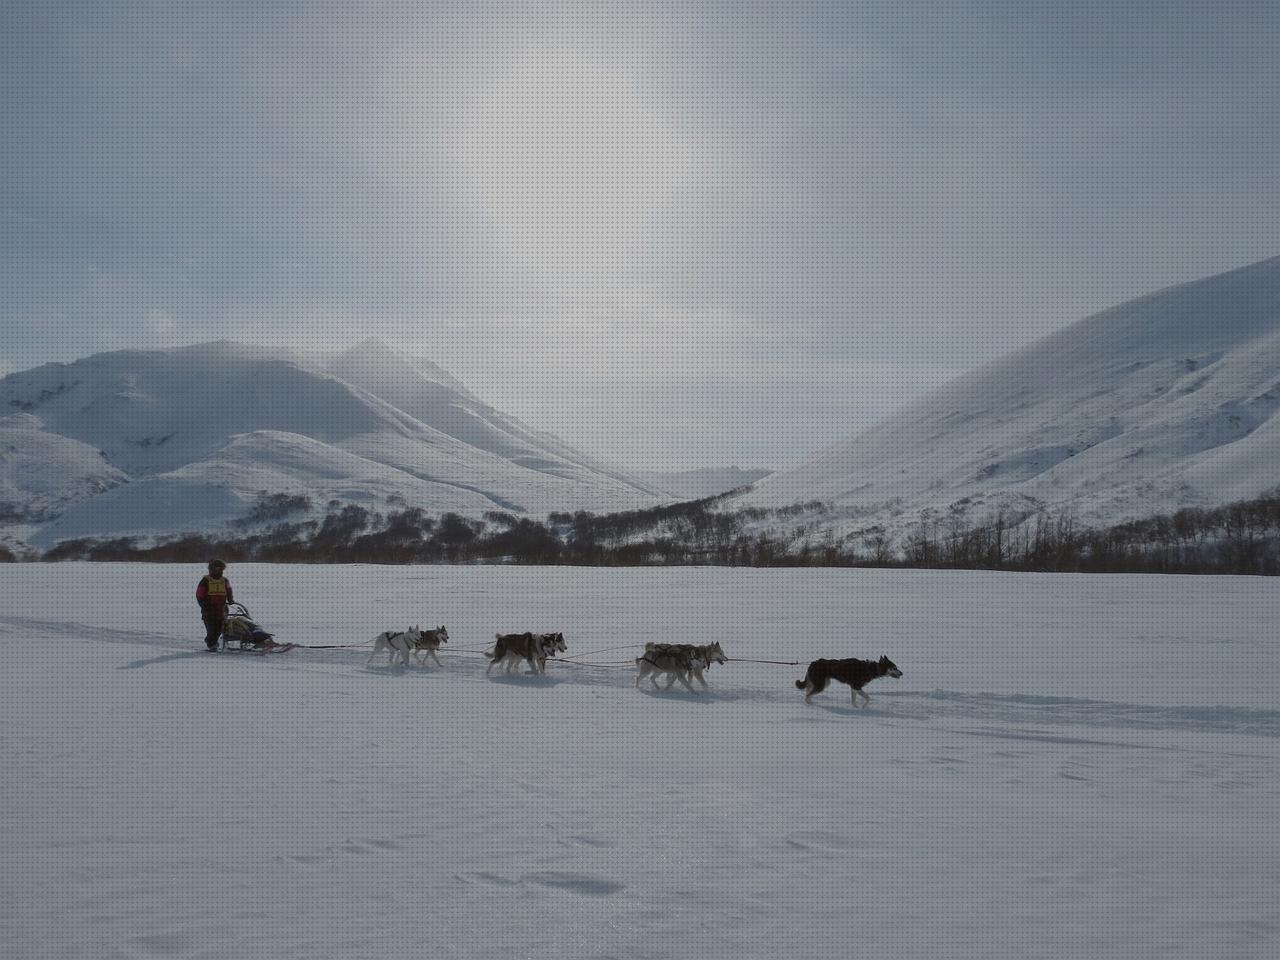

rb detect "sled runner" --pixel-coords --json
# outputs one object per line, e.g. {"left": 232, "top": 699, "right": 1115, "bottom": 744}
{"left": 219, "top": 603, "right": 295, "bottom": 654}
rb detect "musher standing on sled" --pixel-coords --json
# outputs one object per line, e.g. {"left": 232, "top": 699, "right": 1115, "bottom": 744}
{"left": 196, "top": 559, "right": 233, "bottom": 651}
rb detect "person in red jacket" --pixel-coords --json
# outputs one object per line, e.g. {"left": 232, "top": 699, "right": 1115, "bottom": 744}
{"left": 196, "top": 559, "right": 234, "bottom": 651}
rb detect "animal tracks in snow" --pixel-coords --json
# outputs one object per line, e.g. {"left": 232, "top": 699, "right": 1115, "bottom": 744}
{"left": 6, "top": 612, "right": 1274, "bottom": 742}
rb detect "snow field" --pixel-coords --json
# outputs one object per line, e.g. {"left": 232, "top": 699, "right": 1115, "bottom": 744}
{"left": 2, "top": 564, "right": 1278, "bottom": 959}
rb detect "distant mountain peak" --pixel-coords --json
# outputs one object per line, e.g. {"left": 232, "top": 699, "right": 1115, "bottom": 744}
{"left": 0, "top": 341, "right": 662, "bottom": 547}
{"left": 341, "top": 337, "right": 397, "bottom": 358}
{"left": 331, "top": 338, "right": 473, "bottom": 395}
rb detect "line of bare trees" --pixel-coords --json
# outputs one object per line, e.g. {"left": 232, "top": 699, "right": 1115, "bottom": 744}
{"left": 895, "top": 495, "right": 1280, "bottom": 575}
{"left": 16, "top": 489, "right": 1280, "bottom": 575}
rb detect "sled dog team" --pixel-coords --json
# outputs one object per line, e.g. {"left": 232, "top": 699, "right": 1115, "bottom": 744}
{"left": 634, "top": 642, "right": 727, "bottom": 693}
{"left": 368, "top": 625, "right": 451, "bottom": 667}
{"left": 367, "top": 624, "right": 904, "bottom": 704}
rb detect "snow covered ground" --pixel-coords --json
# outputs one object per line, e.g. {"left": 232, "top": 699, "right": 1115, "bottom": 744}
{"left": 3, "top": 564, "right": 1277, "bottom": 959}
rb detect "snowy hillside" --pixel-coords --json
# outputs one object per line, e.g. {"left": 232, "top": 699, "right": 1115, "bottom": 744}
{"left": 635, "top": 466, "right": 772, "bottom": 500}
{"left": 0, "top": 413, "right": 128, "bottom": 521}
{"left": 743, "top": 256, "right": 1280, "bottom": 532}
{"left": 0, "top": 341, "right": 660, "bottom": 547}
{"left": 329, "top": 340, "right": 648, "bottom": 491}
{"left": 4, "top": 563, "right": 1277, "bottom": 959}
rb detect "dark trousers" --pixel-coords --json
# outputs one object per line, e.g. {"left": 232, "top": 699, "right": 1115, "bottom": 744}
{"left": 202, "top": 612, "right": 225, "bottom": 650}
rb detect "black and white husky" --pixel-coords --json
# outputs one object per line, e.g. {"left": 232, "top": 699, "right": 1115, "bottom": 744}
{"left": 795, "top": 656, "right": 903, "bottom": 706}
{"left": 487, "top": 632, "right": 566, "bottom": 675}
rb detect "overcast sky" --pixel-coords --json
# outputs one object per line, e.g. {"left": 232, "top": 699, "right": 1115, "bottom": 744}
{"left": 3, "top": 1, "right": 1278, "bottom": 470}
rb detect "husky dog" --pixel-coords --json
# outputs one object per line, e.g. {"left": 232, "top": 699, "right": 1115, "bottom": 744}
{"left": 487, "top": 632, "right": 566, "bottom": 675}
{"left": 795, "top": 656, "right": 903, "bottom": 706}
{"left": 637, "top": 642, "right": 727, "bottom": 692}
{"left": 410, "top": 625, "right": 449, "bottom": 667}
{"left": 635, "top": 644, "right": 713, "bottom": 693}
{"left": 368, "top": 626, "right": 424, "bottom": 667}
{"left": 686, "top": 641, "right": 727, "bottom": 689}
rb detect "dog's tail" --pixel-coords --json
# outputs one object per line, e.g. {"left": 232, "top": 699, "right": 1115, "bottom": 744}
{"left": 795, "top": 678, "right": 807, "bottom": 689}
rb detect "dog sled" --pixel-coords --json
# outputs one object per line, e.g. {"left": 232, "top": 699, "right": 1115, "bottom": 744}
{"left": 219, "top": 603, "right": 296, "bottom": 654}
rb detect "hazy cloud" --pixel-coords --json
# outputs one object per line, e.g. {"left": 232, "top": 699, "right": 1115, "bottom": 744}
{"left": 2, "top": 1, "right": 1277, "bottom": 467}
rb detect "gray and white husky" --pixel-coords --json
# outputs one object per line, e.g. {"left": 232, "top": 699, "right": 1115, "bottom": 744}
{"left": 409, "top": 625, "right": 449, "bottom": 667}
{"left": 368, "top": 625, "right": 449, "bottom": 667}
{"left": 487, "top": 632, "right": 567, "bottom": 675}
{"left": 684, "top": 641, "right": 727, "bottom": 689}
{"left": 635, "top": 642, "right": 725, "bottom": 693}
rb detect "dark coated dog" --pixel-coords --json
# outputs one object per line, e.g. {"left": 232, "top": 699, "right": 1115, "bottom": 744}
{"left": 487, "top": 632, "right": 566, "bottom": 675}
{"left": 795, "top": 656, "right": 903, "bottom": 706}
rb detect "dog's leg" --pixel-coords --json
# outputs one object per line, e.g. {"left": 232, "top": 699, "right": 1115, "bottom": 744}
{"left": 803, "top": 681, "right": 817, "bottom": 704}
{"left": 430, "top": 649, "right": 443, "bottom": 667}
{"left": 694, "top": 668, "right": 709, "bottom": 690}
{"left": 676, "top": 671, "right": 698, "bottom": 694}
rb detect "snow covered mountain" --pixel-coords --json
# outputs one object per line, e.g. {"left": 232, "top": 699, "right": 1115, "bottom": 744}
{"left": 0, "top": 413, "right": 128, "bottom": 522}
{"left": 742, "top": 255, "right": 1280, "bottom": 531}
{"left": 635, "top": 466, "right": 772, "bottom": 500}
{"left": 0, "top": 340, "right": 661, "bottom": 547}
